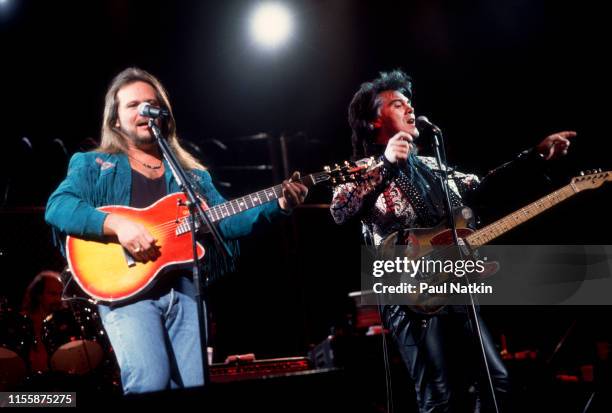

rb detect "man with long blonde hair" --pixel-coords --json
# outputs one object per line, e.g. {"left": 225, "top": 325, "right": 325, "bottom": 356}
{"left": 45, "top": 67, "right": 308, "bottom": 394}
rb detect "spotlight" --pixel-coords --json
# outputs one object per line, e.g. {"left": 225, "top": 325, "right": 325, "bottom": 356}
{"left": 249, "top": 2, "right": 293, "bottom": 49}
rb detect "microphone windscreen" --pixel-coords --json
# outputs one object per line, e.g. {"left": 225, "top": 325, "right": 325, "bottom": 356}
{"left": 137, "top": 102, "right": 151, "bottom": 116}
{"left": 415, "top": 116, "right": 431, "bottom": 130}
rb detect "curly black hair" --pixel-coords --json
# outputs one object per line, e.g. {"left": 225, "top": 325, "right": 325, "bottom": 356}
{"left": 348, "top": 70, "right": 413, "bottom": 159}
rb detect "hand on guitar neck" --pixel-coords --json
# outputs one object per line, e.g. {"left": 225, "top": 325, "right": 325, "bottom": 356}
{"left": 278, "top": 171, "right": 309, "bottom": 212}
{"left": 104, "top": 213, "right": 160, "bottom": 263}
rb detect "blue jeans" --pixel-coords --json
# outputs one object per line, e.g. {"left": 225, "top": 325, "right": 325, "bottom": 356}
{"left": 98, "top": 276, "right": 204, "bottom": 394}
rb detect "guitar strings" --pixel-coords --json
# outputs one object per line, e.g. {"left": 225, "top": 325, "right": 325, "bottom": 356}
{"left": 143, "top": 184, "right": 293, "bottom": 232}
{"left": 127, "top": 172, "right": 328, "bottom": 236}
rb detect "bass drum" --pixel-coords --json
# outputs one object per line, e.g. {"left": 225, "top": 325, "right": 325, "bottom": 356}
{"left": 42, "top": 302, "right": 108, "bottom": 375}
{"left": 0, "top": 310, "right": 33, "bottom": 389}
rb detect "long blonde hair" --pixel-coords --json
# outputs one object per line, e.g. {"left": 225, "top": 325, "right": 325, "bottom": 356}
{"left": 97, "top": 67, "right": 205, "bottom": 170}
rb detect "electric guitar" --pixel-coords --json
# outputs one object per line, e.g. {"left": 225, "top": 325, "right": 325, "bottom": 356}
{"left": 67, "top": 158, "right": 379, "bottom": 303}
{"left": 378, "top": 170, "right": 612, "bottom": 314}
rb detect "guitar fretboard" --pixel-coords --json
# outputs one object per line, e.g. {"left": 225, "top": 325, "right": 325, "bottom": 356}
{"left": 466, "top": 184, "right": 575, "bottom": 247}
{"left": 206, "top": 184, "right": 285, "bottom": 222}
{"left": 175, "top": 172, "right": 329, "bottom": 235}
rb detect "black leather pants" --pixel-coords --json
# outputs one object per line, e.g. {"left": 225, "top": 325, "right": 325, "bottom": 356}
{"left": 383, "top": 306, "right": 510, "bottom": 413}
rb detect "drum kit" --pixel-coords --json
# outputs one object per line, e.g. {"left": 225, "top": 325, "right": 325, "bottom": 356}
{"left": 0, "top": 289, "right": 119, "bottom": 391}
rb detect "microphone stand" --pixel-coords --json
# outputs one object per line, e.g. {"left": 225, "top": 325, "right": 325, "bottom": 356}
{"left": 148, "top": 119, "right": 234, "bottom": 386}
{"left": 430, "top": 128, "right": 500, "bottom": 413}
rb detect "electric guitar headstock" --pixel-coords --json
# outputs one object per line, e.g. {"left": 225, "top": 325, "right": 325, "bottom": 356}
{"left": 308, "top": 157, "right": 382, "bottom": 187}
{"left": 570, "top": 169, "right": 611, "bottom": 192}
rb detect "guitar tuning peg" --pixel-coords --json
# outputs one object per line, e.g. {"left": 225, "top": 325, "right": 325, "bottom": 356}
{"left": 323, "top": 165, "right": 331, "bottom": 173}
{"left": 579, "top": 171, "right": 585, "bottom": 176}
{"left": 334, "top": 163, "right": 340, "bottom": 170}
{"left": 344, "top": 160, "right": 350, "bottom": 167}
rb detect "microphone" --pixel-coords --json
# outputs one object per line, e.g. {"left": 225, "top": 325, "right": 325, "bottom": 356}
{"left": 138, "top": 102, "right": 169, "bottom": 118}
{"left": 416, "top": 116, "right": 442, "bottom": 135}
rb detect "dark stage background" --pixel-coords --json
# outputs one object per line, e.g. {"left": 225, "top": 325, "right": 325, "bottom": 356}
{"left": 1, "top": 0, "right": 611, "bottom": 409}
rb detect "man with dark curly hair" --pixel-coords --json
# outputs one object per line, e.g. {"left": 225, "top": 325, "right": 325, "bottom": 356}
{"left": 331, "top": 69, "right": 575, "bottom": 412}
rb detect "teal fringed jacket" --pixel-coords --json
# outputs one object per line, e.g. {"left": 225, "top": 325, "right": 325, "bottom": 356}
{"left": 45, "top": 152, "right": 287, "bottom": 278}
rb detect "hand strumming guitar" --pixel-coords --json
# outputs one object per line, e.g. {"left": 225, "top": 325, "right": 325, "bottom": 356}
{"left": 104, "top": 213, "right": 160, "bottom": 262}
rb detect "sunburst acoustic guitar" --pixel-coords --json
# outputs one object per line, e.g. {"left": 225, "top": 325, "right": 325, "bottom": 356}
{"left": 67, "top": 159, "right": 378, "bottom": 303}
